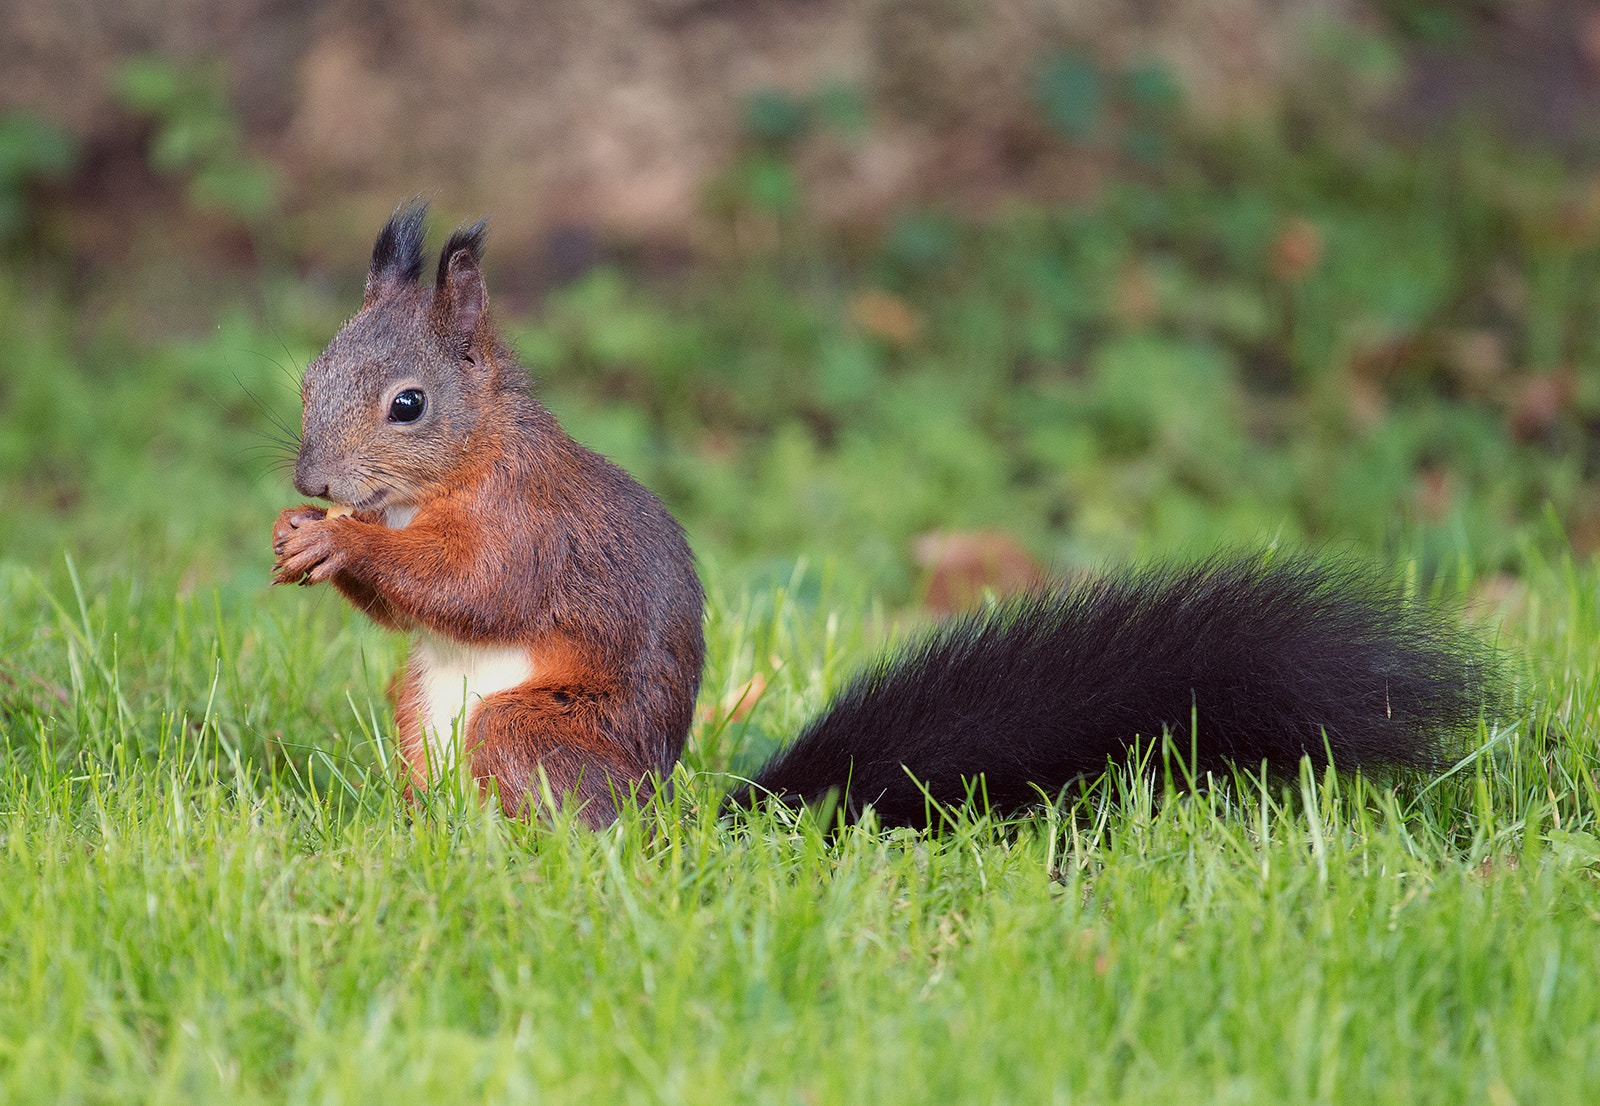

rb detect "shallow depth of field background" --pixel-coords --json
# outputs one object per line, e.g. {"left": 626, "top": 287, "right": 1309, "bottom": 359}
{"left": 5, "top": 0, "right": 1600, "bottom": 595}
{"left": 6, "top": 3, "right": 1600, "bottom": 1103}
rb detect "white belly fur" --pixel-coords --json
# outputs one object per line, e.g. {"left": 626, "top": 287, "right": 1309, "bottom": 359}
{"left": 409, "top": 631, "right": 534, "bottom": 778}
{"left": 384, "top": 503, "right": 419, "bottom": 529}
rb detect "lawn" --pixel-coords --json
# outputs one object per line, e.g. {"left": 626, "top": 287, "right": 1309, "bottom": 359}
{"left": 1, "top": 545, "right": 1597, "bottom": 1102}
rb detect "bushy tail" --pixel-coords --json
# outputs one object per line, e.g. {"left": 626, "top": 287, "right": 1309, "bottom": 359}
{"left": 727, "top": 555, "right": 1500, "bottom": 828}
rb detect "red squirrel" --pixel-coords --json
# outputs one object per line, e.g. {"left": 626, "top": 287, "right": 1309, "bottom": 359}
{"left": 272, "top": 205, "right": 703, "bottom": 826}
{"left": 273, "top": 203, "right": 1497, "bottom": 830}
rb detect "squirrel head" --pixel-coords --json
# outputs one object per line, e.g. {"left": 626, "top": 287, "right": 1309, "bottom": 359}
{"left": 293, "top": 200, "right": 513, "bottom": 509}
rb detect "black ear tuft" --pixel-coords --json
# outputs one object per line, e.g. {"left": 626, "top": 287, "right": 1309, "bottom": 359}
{"left": 366, "top": 200, "right": 430, "bottom": 301}
{"left": 435, "top": 218, "right": 488, "bottom": 289}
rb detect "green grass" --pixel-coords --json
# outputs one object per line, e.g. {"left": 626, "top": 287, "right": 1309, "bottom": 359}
{"left": 2, "top": 546, "right": 1598, "bottom": 1104}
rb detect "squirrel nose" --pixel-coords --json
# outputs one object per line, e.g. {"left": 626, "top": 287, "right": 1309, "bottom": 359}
{"left": 293, "top": 461, "right": 331, "bottom": 500}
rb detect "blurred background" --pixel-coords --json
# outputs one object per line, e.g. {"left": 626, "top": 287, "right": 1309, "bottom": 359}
{"left": 4, "top": 0, "right": 1600, "bottom": 605}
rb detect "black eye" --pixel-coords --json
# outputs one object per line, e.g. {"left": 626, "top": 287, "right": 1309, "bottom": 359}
{"left": 388, "top": 388, "right": 425, "bottom": 423}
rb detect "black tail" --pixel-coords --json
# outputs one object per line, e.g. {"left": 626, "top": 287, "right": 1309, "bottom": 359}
{"left": 726, "top": 555, "right": 1500, "bottom": 828}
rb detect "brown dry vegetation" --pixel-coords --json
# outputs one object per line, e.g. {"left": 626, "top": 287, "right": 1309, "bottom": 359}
{"left": 4, "top": 0, "right": 1357, "bottom": 267}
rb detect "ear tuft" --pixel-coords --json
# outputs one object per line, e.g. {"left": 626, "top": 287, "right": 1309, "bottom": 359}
{"left": 435, "top": 218, "right": 488, "bottom": 290}
{"left": 366, "top": 200, "right": 430, "bottom": 303}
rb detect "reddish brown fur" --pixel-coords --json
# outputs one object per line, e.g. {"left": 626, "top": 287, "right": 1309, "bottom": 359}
{"left": 272, "top": 205, "right": 703, "bottom": 828}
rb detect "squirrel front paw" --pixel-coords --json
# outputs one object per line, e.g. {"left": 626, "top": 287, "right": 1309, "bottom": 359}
{"left": 272, "top": 504, "right": 325, "bottom": 553}
{"left": 271, "top": 504, "right": 351, "bottom": 585}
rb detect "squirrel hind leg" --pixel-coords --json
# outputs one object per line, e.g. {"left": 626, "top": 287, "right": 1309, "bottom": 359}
{"left": 465, "top": 688, "right": 652, "bottom": 830}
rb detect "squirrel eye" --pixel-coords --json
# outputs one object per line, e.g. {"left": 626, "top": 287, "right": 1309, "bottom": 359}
{"left": 388, "top": 388, "right": 425, "bottom": 423}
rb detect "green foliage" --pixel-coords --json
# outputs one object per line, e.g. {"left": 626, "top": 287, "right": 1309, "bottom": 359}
{"left": 0, "top": 111, "right": 78, "bottom": 244}
{"left": 114, "top": 56, "right": 279, "bottom": 223}
{"left": 812, "top": 81, "right": 870, "bottom": 135}
{"left": 1035, "top": 52, "right": 1184, "bottom": 166}
{"left": 1122, "top": 62, "right": 1183, "bottom": 119}
{"left": 500, "top": 115, "right": 1600, "bottom": 589}
{"left": 742, "top": 88, "right": 810, "bottom": 148}
{"left": 1036, "top": 52, "right": 1105, "bottom": 141}
{"left": 0, "top": 271, "right": 310, "bottom": 573}
{"left": 718, "top": 82, "right": 872, "bottom": 220}
{"left": 1372, "top": 0, "right": 1505, "bottom": 45}
{"left": 883, "top": 211, "right": 958, "bottom": 277}
{"left": 9, "top": 97, "right": 1600, "bottom": 596}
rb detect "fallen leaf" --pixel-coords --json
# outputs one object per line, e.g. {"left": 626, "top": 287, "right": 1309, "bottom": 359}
{"left": 1444, "top": 329, "right": 1508, "bottom": 395}
{"left": 914, "top": 530, "right": 1042, "bottom": 614}
{"left": 1345, "top": 375, "right": 1386, "bottom": 429}
{"left": 1270, "top": 216, "right": 1323, "bottom": 281}
{"left": 720, "top": 672, "right": 766, "bottom": 723}
{"left": 1507, "top": 368, "right": 1574, "bottom": 441}
{"left": 1112, "top": 263, "right": 1158, "bottom": 326}
{"left": 697, "top": 672, "right": 769, "bottom": 727}
{"left": 850, "top": 289, "right": 922, "bottom": 346}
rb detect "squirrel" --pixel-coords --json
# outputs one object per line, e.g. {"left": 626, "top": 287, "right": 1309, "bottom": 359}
{"left": 272, "top": 202, "right": 1498, "bottom": 830}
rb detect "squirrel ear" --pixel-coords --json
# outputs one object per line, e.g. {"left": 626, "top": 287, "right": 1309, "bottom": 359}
{"left": 433, "top": 219, "right": 489, "bottom": 358}
{"left": 365, "top": 200, "right": 429, "bottom": 305}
